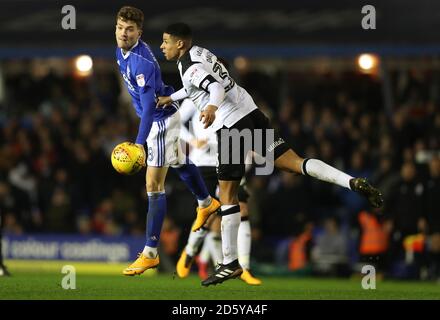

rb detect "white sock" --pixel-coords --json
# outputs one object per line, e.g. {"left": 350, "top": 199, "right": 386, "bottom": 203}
{"left": 198, "top": 237, "right": 211, "bottom": 264}
{"left": 185, "top": 227, "right": 208, "bottom": 256}
{"left": 220, "top": 205, "right": 241, "bottom": 265}
{"left": 302, "top": 159, "right": 352, "bottom": 189}
{"left": 238, "top": 219, "right": 251, "bottom": 270}
{"left": 142, "top": 246, "right": 158, "bottom": 259}
{"left": 198, "top": 196, "right": 212, "bottom": 208}
{"left": 206, "top": 231, "right": 222, "bottom": 266}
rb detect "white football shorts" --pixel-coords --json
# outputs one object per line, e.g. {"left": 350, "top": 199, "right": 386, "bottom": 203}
{"left": 146, "top": 111, "right": 185, "bottom": 167}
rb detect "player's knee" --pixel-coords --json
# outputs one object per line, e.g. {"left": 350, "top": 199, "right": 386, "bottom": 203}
{"left": 146, "top": 180, "right": 164, "bottom": 192}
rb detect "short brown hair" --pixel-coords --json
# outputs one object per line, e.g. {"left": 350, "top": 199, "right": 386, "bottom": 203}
{"left": 117, "top": 6, "right": 144, "bottom": 29}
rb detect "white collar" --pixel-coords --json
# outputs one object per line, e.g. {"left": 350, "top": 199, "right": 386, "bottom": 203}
{"left": 121, "top": 40, "right": 140, "bottom": 59}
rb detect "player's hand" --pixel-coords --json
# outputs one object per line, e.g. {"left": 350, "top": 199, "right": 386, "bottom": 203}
{"left": 135, "top": 143, "right": 147, "bottom": 167}
{"left": 190, "top": 138, "right": 208, "bottom": 149}
{"left": 156, "top": 96, "right": 173, "bottom": 108}
{"left": 199, "top": 105, "right": 218, "bottom": 129}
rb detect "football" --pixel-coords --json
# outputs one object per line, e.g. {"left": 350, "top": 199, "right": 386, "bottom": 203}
{"left": 111, "top": 142, "right": 145, "bottom": 175}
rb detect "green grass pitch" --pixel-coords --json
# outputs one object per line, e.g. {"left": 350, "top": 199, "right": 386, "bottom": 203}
{"left": 1, "top": 260, "right": 439, "bottom": 300}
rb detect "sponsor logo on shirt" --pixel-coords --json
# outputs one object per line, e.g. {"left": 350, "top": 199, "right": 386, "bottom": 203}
{"left": 122, "top": 73, "right": 135, "bottom": 91}
{"left": 267, "top": 138, "right": 285, "bottom": 152}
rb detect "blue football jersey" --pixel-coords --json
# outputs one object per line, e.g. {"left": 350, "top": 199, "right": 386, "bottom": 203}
{"left": 116, "top": 40, "right": 177, "bottom": 121}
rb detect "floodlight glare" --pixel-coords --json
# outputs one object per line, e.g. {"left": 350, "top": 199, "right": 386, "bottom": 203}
{"left": 75, "top": 55, "right": 93, "bottom": 73}
{"left": 358, "top": 54, "right": 377, "bottom": 71}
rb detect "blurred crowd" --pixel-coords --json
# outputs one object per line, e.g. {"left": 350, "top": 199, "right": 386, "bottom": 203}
{"left": 0, "top": 59, "right": 439, "bottom": 280}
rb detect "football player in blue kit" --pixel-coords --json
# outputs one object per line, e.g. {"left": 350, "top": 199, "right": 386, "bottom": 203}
{"left": 114, "top": 7, "right": 220, "bottom": 276}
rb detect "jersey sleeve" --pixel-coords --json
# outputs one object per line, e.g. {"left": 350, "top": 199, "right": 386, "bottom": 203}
{"left": 183, "top": 64, "right": 217, "bottom": 93}
{"left": 134, "top": 59, "right": 156, "bottom": 93}
{"left": 133, "top": 59, "right": 156, "bottom": 145}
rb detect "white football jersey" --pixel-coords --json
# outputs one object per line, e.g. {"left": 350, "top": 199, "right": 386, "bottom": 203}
{"left": 177, "top": 46, "right": 257, "bottom": 132}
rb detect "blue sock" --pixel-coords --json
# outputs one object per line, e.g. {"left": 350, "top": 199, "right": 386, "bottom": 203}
{"left": 145, "top": 191, "right": 167, "bottom": 247}
{"left": 173, "top": 160, "right": 209, "bottom": 200}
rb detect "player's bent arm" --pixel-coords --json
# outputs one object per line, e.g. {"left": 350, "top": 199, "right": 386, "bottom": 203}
{"left": 134, "top": 60, "right": 156, "bottom": 146}
{"left": 184, "top": 63, "right": 224, "bottom": 105}
{"left": 135, "top": 88, "right": 156, "bottom": 146}
{"left": 198, "top": 82, "right": 224, "bottom": 128}
{"left": 205, "top": 82, "right": 225, "bottom": 110}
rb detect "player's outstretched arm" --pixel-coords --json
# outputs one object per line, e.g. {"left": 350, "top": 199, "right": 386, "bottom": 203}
{"left": 157, "top": 87, "right": 188, "bottom": 108}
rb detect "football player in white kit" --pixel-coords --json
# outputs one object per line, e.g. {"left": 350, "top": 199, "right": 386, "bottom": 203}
{"left": 158, "top": 23, "right": 383, "bottom": 286}
{"left": 176, "top": 98, "right": 262, "bottom": 285}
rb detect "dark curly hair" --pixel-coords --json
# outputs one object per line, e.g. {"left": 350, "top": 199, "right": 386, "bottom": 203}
{"left": 116, "top": 6, "right": 144, "bottom": 29}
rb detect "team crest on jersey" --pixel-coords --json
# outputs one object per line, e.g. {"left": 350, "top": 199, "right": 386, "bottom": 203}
{"left": 190, "top": 68, "right": 198, "bottom": 78}
{"left": 136, "top": 74, "right": 145, "bottom": 87}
